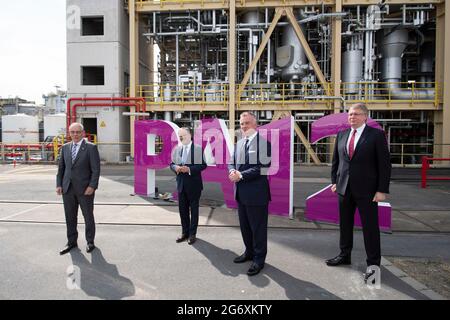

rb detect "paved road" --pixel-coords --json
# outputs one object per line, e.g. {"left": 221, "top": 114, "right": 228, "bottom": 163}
{"left": 1, "top": 222, "right": 449, "bottom": 300}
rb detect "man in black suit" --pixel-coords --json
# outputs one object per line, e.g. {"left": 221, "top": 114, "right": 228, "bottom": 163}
{"left": 229, "top": 112, "right": 271, "bottom": 276}
{"left": 170, "top": 127, "right": 207, "bottom": 245}
{"left": 57, "top": 122, "right": 101, "bottom": 255}
{"left": 326, "top": 103, "right": 391, "bottom": 282}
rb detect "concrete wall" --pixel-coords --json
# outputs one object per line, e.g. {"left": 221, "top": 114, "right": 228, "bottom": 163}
{"left": 67, "top": 0, "right": 134, "bottom": 161}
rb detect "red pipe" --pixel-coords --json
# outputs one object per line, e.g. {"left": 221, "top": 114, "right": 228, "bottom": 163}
{"left": 66, "top": 97, "right": 145, "bottom": 135}
{"left": 71, "top": 103, "right": 143, "bottom": 136}
{"left": 67, "top": 97, "right": 145, "bottom": 125}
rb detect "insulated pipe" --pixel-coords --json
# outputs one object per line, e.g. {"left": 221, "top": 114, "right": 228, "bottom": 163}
{"left": 379, "top": 28, "right": 435, "bottom": 100}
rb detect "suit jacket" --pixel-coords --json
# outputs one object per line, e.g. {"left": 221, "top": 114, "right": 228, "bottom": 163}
{"left": 56, "top": 139, "right": 101, "bottom": 195}
{"left": 170, "top": 143, "right": 207, "bottom": 198}
{"left": 331, "top": 125, "right": 391, "bottom": 198}
{"left": 228, "top": 133, "right": 271, "bottom": 206}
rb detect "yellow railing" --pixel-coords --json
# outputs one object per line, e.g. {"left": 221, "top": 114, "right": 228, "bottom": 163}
{"left": 236, "top": 82, "right": 332, "bottom": 107}
{"left": 130, "top": 82, "right": 440, "bottom": 107}
{"left": 341, "top": 81, "right": 442, "bottom": 106}
{"left": 136, "top": 83, "right": 229, "bottom": 108}
{"left": 134, "top": 0, "right": 228, "bottom": 6}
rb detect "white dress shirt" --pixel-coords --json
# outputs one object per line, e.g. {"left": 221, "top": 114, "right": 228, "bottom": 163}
{"left": 346, "top": 123, "right": 366, "bottom": 155}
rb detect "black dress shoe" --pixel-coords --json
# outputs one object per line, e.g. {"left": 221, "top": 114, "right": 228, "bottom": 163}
{"left": 187, "top": 235, "right": 196, "bottom": 245}
{"left": 247, "top": 263, "right": 264, "bottom": 276}
{"left": 233, "top": 253, "right": 253, "bottom": 263}
{"left": 59, "top": 243, "right": 77, "bottom": 255}
{"left": 86, "top": 243, "right": 95, "bottom": 253}
{"left": 325, "top": 255, "right": 351, "bottom": 266}
{"left": 176, "top": 234, "right": 189, "bottom": 243}
{"left": 363, "top": 270, "right": 377, "bottom": 284}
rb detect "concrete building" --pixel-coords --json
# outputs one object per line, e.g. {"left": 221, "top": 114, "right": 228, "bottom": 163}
{"left": 67, "top": 0, "right": 152, "bottom": 162}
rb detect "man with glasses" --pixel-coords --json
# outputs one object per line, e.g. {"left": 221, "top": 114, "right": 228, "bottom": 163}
{"left": 57, "top": 122, "right": 101, "bottom": 255}
{"left": 326, "top": 103, "right": 391, "bottom": 284}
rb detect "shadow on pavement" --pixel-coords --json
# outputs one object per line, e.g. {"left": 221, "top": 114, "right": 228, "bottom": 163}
{"left": 193, "top": 239, "right": 340, "bottom": 300}
{"left": 192, "top": 239, "right": 242, "bottom": 277}
{"left": 248, "top": 264, "right": 341, "bottom": 300}
{"left": 69, "top": 248, "right": 135, "bottom": 300}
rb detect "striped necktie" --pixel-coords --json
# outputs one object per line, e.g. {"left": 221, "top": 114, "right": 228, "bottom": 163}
{"left": 71, "top": 143, "right": 78, "bottom": 162}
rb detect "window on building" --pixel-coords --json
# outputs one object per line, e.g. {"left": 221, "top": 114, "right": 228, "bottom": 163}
{"left": 81, "top": 16, "right": 104, "bottom": 36}
{"left": 82, "top": 66, "right": 105, "bottom": 86}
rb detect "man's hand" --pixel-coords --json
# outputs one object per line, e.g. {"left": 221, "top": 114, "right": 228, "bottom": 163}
{"left": 331, "top": 184, "right": 337, "bottom": 193}
{"left": 175, "top": 165, "right": 183, "bottom": 174}
{"left": 229, "top": 170, "right": 241, "bottom": 183}
{"left": 180, "top": 166, "right": 190, "bottom": 174}
{"left": 84, "top": 186, "right": 95, "bottom": 196}
{"left": 372, "top": 192, "right": 386, "bottom": 202}
{"left": 56, "top": 187, "right": 62, "bottom": 196}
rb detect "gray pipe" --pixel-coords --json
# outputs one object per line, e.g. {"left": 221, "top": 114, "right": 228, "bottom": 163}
{"left": 379, "top": 28, "right": 434, "bottom": 99}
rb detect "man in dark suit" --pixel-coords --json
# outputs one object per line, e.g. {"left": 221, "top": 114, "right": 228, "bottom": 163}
{"left": 57, "top": 122, "right": 101, "bottom": 255}
{"left": 229, "top": 112, "right": 271, "bottom": 276}
{"left": 170, "top": 127, "right": 207, "bottom": 245}
{"left": 326, "top": 103, "right": 391, "bottom": 282}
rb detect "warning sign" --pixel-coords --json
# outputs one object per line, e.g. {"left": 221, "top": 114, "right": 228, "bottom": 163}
{"left": 100, "top": 121, "right": 106, "bottom": 128}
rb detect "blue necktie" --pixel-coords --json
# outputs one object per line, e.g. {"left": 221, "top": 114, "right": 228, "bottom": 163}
{"left": 181, "top": 146, "right": 188, "bottom": 165}
{"left": 71, "top": 143, "right": 78, "bottom": 162}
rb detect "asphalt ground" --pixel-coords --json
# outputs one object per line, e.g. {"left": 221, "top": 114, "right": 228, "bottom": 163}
{"left": 0, "top": 163, "right": 449, "bottom": 300}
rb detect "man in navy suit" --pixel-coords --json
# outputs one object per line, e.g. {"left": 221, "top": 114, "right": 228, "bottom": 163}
{"left": 229, "top": 112, "right": 271, "bottom": 276}
{"left": 170, "top": 127, "right": 207, "bottom": 245}
{"left": 326, "top": 103, "right": 391, "bottom": 283}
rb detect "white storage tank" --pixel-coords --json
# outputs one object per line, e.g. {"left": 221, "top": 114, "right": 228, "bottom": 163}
{"left": 2, "top": 114, "right": 39, "bottom": 144}
{"left": 44, "top": 113, "right": 66, "bottom": 140}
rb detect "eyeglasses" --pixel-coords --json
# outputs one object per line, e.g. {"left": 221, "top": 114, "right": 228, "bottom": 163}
{"left": 69, "top": 131, "right": 82, "bottom": 134}
{"left": 348, "top": 113, "right": 365, "bottom": 116}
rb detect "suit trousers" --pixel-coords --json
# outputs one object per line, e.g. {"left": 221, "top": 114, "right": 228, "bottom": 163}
{"left": 338, "top": 186, "right": 381, "bottom": 266}
{"left": 237, "top": 202, "right": 268, "bottom": 266}
{"left": 63, "top": 185, "right": 96, "bottom": 245}
{"left": 178, "top": 190, "right": 200, "bottom": 236}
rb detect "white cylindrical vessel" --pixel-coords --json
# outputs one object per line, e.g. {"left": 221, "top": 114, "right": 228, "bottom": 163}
{"left": 2, "top": 114, "right": 39, "bottom": 144}
{"left": 44, "top": 113, "right": 66, "bottom": 139}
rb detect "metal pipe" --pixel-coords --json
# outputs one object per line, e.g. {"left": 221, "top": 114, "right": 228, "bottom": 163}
{"left": 379, "top": 28, "right": 434, "bottom": 99}
{"left": 176, "top": 34, "right": 179, "bottom": 86}
{"left": 267, "top": 38, "right": 271, "bottom": 84}
{"left": 248, "top": 31, "right": 253, "bottom": 84}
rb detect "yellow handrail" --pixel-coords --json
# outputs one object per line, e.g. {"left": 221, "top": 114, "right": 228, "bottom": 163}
{"left": 128, "top": 81, "right": 440, "bottom": 107}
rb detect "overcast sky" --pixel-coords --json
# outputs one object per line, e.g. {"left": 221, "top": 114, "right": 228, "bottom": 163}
{"left": 0, "top": 1, "right": 66, "bottom": 104}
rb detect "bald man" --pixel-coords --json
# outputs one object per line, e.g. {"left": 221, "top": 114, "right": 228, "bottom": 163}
{"left": 170, "top": 127, "right": 207, "bottom": 245}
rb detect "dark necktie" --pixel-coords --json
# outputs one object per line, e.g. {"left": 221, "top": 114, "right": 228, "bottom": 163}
{"left": 244, "top": 138, "right": 250, "bottom": 163}
{"left": 71, "top": 143, "right": 78, "bottom": 162}
{"left": 348, "top": 129, "right": 357, "bottom": 159}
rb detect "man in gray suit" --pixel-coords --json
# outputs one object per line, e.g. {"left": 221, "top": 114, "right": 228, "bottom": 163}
{"left": 57, "top": 122, "right": 101, "bottom": 255}
{"left": 170, "top": 127, "right": 206, "bottom": 245}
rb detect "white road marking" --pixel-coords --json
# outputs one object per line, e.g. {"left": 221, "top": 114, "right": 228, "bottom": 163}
{"left": 0, "top": 204, "right": 47, "bottom": 220}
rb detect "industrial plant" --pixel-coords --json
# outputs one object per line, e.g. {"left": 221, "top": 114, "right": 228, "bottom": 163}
{"left": 2, "top": 0, "right": 449, "bottom": 165}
